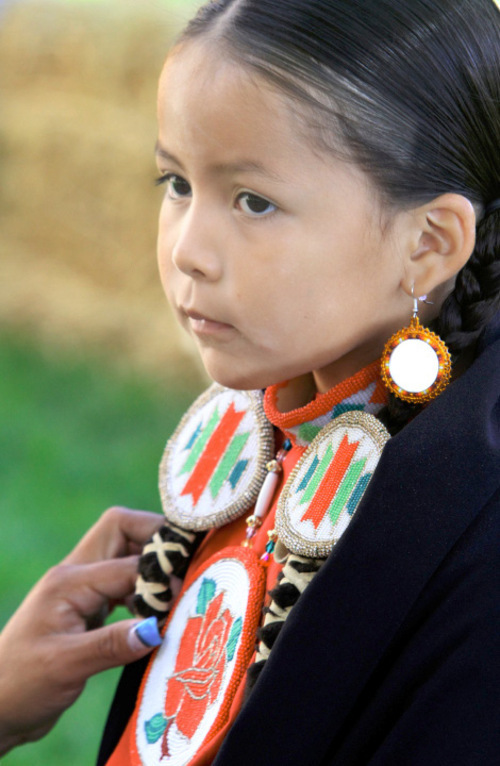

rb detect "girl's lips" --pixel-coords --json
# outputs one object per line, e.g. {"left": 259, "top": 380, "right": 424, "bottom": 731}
{"left": 183, "top": 309, "right": 235, "bottom": 336}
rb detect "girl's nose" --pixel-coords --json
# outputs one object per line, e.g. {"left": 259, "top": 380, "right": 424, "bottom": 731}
{"left": 170, "top": 204, "right": 223, "bottom": 282}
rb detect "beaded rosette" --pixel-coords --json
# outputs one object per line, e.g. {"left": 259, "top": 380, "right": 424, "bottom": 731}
{"left": 131, "top": 547, "right": 266, "bottom": 766}
{"left": 276, "top": 412, "right": 390, "bottom": 558}
{"left": 381, "top": 317, "right": 452, "bottom": 403}
{"left": 159, "top": 384, "right": 275, "bottom": 530}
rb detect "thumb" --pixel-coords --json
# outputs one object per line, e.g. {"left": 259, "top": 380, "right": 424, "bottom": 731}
{"left": 75, "top": 617, "right": 163, "bottom": 677}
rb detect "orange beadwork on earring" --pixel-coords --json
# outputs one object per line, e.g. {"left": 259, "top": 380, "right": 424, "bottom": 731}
{"left": 381, "top": 309, "right": 452, "bottom": 404}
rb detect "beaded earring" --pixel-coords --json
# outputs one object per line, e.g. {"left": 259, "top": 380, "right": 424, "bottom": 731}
{"left": 381, "top": 291, "right": 452, "bottom": 404}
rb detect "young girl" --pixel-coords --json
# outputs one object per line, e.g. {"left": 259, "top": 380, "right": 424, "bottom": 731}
{"left": 99, "top": 1, "right": 500, "bottom": 764}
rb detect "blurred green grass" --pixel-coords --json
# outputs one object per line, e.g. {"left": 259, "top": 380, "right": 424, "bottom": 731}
{"left": 0, "top": 332, "right": 201, "bottom": 765}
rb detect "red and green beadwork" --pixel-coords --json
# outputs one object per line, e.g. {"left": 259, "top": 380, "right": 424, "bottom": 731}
{"left": 159, "top": 384, "right": 274, "bottom": 531}
{"left": 276, "top": 411, "right": 389, "bottom": 558}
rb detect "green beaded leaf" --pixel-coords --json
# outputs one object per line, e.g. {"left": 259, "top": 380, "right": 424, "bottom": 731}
{"left": 145, "top": 713, "right": 168, "bottom": 744}
{"left": 226, "top": 616, "right": 243, "bottom": 662}
{"left": 196, "top": 578, "right": 217, "bottom": 615}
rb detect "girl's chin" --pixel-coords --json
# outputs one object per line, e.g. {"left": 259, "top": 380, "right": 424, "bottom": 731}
{"left": 206, "top": 372, "right": 269, "bottom": 392}
{"left": 202, "top": 361, "right": 284, "bottom": 392}
{"left": 197, "top": 345, "right": 320, "bottom": 392}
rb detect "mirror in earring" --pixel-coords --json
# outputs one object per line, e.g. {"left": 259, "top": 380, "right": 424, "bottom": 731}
{"left": 381, "top": 317, "right": 452, "bottom": 404}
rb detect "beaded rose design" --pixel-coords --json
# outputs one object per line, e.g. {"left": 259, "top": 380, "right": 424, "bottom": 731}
{"left": 132, "top": 548, "right": 265, "bottom": 766}
{"left": 160, "top": 581, "right": 241, "bottom": 750}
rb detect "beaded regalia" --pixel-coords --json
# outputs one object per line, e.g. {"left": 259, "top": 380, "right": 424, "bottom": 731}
{"left": 130, "top": 363, "right": 390, "bottom": 765}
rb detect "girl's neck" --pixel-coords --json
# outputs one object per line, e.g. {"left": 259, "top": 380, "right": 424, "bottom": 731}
{"left": 270, "top": 348, "right": 385, "bottom": 414}
{"left": 312, "top": 348, "right": 385, "bottom": 395}
{"left": 272, "top": 373, "right": 318, "bottom": 413}
{"left": 271, "top": 358, "right": 385, "bottom": 416}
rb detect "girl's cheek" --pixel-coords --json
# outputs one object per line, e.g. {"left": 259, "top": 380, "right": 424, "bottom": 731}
{"left": 157, "top": 206, "right": 180, "bottom": 274}
{"left": 158, "top": 256, "right": 174, "bottom": 296}
{"left": 157, "top": 212, "right": 172, "bottom": 264}
{"left": 157, "top": 240, "right": 172, "bottom": 294}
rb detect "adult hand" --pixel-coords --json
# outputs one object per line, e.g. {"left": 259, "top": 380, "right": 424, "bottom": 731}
{"left": 0, "top": 506, "right": 164, "bottom": 755}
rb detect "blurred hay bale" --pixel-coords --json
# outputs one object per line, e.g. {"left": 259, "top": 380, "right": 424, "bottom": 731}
{"left": 0, "top": 0, "right": 205, "bottom": 386}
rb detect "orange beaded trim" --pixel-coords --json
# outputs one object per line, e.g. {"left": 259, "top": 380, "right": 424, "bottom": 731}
{"left": 264, "top": 359, "right": 386, "bottom": 430}
{"left": 381, "top": 317, "right": 452, "bottom": 404}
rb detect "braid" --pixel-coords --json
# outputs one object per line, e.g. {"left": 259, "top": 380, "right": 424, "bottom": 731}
{"left": 438, "top": 210, "right": 500, "bottom": 357}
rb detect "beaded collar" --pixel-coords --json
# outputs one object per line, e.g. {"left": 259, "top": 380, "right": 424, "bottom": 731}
{"left": 264, "top": 359, "right": 388, "bottom": 447}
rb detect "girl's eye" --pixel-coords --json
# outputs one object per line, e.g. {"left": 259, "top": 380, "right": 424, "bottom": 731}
{"left": 236, "top": 192, "right": 277, "bottom": 217}
{"left": 156, "top": 173, "right": 192, "bottom": 199}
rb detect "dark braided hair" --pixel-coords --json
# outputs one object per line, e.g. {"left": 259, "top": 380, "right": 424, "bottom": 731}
{"left": 439, "top": 211, "right": 500, "bottom": 356}
{"left": 176, "top": 0, "right": 500, "bottom": 435}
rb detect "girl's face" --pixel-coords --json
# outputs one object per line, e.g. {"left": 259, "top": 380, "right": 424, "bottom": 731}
{"left": 156, "top": 43, "right": 413, "bottom": 394}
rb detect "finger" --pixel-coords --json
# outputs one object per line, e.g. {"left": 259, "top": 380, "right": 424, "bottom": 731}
{"left": 56, "top": 557, "right": 141, "bottom": 623}
{"left": 64, "top": 617, "right": 163, "bottom": 679}
{"left": 27, "top": 558, "right": 141, "bottom": 638}
{"left": 65, "top": 507, "right": 164, "bottom": 565}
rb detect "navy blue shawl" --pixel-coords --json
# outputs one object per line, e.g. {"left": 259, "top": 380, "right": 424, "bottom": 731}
{"left": 99, "top": 314, "right": 500, "bottom": 766}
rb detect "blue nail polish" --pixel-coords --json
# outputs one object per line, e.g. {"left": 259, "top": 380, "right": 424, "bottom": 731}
{"left": 134, "top": 617, "right": 162, "bottom": 647}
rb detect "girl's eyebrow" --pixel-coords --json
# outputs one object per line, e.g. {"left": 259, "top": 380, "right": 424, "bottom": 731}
{"left": 155, "top": 141, "right": 286, "bottom": 184}
{"left": 155, "top": 143, "right": 185, "bottom": 168}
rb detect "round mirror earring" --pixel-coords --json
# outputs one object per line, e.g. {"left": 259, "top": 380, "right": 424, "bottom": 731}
{"left": 381, "top": 293, "right": 452, "bottom": 404}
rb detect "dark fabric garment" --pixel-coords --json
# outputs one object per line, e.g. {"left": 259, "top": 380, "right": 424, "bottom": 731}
{"left": 97, "top": 656, "right": 150, "bottom": 765}
{"left": 98, "top": 313, "right": 500, "bottom": 766}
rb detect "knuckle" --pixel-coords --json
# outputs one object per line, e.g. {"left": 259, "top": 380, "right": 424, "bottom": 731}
{"left": 42, "top": 563, "right": 75, "bottom": 592}
{"left": 102, "top": 506, "right": 129, "bottom": 525}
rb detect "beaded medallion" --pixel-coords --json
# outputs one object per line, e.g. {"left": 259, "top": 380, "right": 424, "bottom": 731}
{"left": 159, "top": 384, "right": 275, "bottom": 530}
{"left": 381, "top": 317, "right": 452, "bottom": 403}
{"left": 131, "top": 547, "right": 266, "bottom": 766}
{"left": 276, "top": 412, "right": 390, "bottom": 557}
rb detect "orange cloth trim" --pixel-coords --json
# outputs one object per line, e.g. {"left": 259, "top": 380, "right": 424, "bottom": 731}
{"left": 129, "top": 546, "right": 266, "bottom": 765}
{"left": 106, "top": 366, "right": 387, "bottom": 766}
{"left": 106, "top": 444, "right": 305, "bottom": 766}
{"left": 264, "top": 359, "right": 383, "bottom": 429}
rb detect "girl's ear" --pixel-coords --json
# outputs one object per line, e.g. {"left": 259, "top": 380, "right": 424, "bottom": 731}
{"left": 401, "top": 193, "right": 477, "bottom": 298}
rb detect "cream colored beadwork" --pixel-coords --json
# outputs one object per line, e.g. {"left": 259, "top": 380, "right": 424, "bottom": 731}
{"left": 276, "top": 411, "right": 390, "bottom": 558}
{"left": 159, "top": 384, "right": 275, "bottom": 531}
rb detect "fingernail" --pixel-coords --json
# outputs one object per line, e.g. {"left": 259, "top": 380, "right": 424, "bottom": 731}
{"left": 129, "top": 617, "right": 162, "bottom": 650}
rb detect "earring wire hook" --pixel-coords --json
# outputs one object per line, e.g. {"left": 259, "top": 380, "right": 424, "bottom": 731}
{"left": 411, "top": 284, "right": 418, "bottom": 318}
{"left": 411, "top": 284, "right": 434, "bottom": 318}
